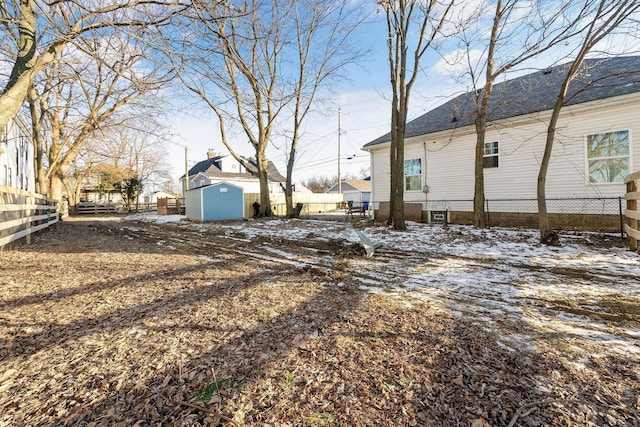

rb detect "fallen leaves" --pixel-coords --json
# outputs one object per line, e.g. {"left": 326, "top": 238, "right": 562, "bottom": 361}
{"left": 0, "top": 219, "right": 638, "bottom": 426}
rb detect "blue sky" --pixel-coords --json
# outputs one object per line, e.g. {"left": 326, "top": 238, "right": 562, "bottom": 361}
{"left": 165, "top": 0, "right": 640, "bottom": 185}
{"left": 166, "top": 6, "right": 463, "bottom": 184}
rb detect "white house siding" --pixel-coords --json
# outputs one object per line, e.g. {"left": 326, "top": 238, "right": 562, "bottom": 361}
{"left": 0, "top": 115, "right": 34, "bottom": 192}
{"left": 367, "top": 92, "right": 639, "bottom": 217}
{"left": 370, "top": 144, "right": 390, "bottom": 210}
{"left": 219, "top": 156, "right": 245, "bottom": 173}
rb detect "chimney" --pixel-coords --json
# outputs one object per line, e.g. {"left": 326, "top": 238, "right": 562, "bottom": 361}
{"left": 207, "top": 149, "right": 216, "bottom": 159}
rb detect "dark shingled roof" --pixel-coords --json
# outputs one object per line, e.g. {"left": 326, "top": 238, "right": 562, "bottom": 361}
{"left": 364, "top": 56, "right": 640, "bottom": 148}
{"left": 183, "top": 155, "right": 286, "bottom": 182}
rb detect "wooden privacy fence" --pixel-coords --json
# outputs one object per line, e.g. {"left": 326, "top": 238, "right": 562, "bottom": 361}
{"left": 625, "top": 170, "right": 640, "bottom": 252}
{"left": 0, "top": 186, "right": 59, "bottom": 248}
{"left": 157, "top": 198, "right": 184, "bottom": 215}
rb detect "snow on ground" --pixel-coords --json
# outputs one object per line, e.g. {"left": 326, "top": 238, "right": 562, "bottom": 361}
{"left": 125, "top": 213, "right": 640, "bottom": 357}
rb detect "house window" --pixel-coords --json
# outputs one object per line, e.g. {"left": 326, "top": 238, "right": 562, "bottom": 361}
{"left": 483, "top": 141, "right": 499, "bottom": 168}
{"left": 404, "top": 158, "right": 422, "bottom": 191}
{"left": 587, "top": 130, "right": 629, "bottom": 183}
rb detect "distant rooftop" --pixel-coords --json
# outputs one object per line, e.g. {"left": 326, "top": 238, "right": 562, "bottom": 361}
{"left": 183, "top": 154, "right": 286, "bottom": 182}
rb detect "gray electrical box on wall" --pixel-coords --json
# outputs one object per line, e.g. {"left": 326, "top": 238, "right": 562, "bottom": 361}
{"left": 422, "top": 185, "right": 429, "bottom": 193}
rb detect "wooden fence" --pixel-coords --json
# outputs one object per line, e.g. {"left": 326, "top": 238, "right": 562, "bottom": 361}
{"left": 625, "top": 170, "right": 640, "bottom": 252}
{"left": 76, "top": 202, "right": 122, "bottom": 215}
{"left": 157, "top": 198, "right": 184, "bottom": 215}
{"left": 0, "top": 186, "right": 59, "bottom": 248}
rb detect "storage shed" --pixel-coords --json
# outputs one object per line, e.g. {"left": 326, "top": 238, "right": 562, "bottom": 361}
{"left": 185, "top": 182, "right": 244, "bottom": 221}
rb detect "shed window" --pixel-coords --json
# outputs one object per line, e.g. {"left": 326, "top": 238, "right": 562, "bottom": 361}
{"left": 404, "top": 158, "right": 422, "bottom": 191}
{"left": 483, "top": 142, "right": 499, "bottom": 168}
{"left": 587, "top": 130, "right": 629, "bottom": 183}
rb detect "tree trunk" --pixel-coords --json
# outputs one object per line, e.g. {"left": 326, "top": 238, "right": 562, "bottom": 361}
{"left": 27, "top": 86, "right": 47, "bottom": 195}
{"left": 70, "top": 179, "right": 83, "bottom": 215}
{"left": 391, "top": 105, "right": 407, "bottom": 230}
{"left": 388, "top": 140, "right": 396, "bottom": 227}
{"left": 256, "top": 150, "right": 272, "bottom": 217}
{"left": 0, "top": 1, "right": 35, "bottom": 133}
{"left": 285, "top": 145, "right": 296, "bottom": 217}
{"left": 473, "top": 115, "right": 487, "bottom": 228}
{"left": 49, "top": 172, "right": 65, "bottom": 202}
{"left": 387, "top": 106, "right": 397, "bottom": 226}
{"left": 0, "top": 1, "right": 56, "bottom": 133}
{"left": 537, "top": 110, "right": 560, "bottom": 244}
{"left": 538, "top": 61, "right": 576, "bottom": 245}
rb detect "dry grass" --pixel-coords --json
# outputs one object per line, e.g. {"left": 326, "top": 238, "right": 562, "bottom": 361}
{"left": 0, "top": 219, "right": 638, "bottom": 426}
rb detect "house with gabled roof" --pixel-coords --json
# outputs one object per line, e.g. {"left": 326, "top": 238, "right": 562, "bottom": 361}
{"left": 182, "top": 150, "right": 286, "bottom": 195}
{"left": 326, "top": 179, "right": 372, "bottom": 208}
{"left": 362, "top": 56, "right": 640, "bottom": 230}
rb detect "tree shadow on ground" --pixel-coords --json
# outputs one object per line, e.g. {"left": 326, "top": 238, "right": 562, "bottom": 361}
{"left": 1, "top": 220, "right": 369, "bottom": 425}
{"left": 2, "top": 220, "right": 638, "bottom": 426}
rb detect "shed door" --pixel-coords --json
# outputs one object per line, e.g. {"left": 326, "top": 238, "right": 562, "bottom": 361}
{"left": 202, "top": 185, "right": 242, "bottom": 220}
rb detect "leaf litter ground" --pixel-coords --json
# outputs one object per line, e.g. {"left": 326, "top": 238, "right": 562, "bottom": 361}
{"left": 0, "top": 214, "right": 639, "bottom": 426}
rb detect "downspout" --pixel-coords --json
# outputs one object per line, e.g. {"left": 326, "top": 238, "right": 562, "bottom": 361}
{"left": 369, "top": 148, "right": 375, "bottom": 218}
{"left": 423, "top": 142, "right": 428, "bottom": 222}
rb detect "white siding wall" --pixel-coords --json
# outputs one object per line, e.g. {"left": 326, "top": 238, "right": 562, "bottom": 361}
{"left": 0, "top": 115, "right": 34, "bottom": 192}
{"left": 368, "top": 93, "right": 640, "bottom": 213}
{"left": 219, "top": 156, "right": 244, "bottom": 173}
{"left": 370, "top": 144, "right": 390, "bottom": 207}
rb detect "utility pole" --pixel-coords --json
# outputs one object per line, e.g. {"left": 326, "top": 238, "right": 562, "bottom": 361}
{"left": 184, "top": 145, "right": 189, "bottom": 197}
{"left": 333, "top": 107, "right": 348, "bottom": 194}
{"left": 337, "top": 107, "right": 342, "bottom": 194}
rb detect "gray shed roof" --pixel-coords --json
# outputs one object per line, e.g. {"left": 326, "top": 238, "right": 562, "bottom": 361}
{"left": 364, "top": 56, "right": 640, "bottom": 148}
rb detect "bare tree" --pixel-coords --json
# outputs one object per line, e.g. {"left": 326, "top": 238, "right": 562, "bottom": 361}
{"left": 28, "top": 32, "right": 171, "bottom": 202}
{"left": 163, "top": 0, "right": 295, "bottom": 217}
{"left": 65, "top": 149, "right": 100, "bottom": 213}
{"left": 537, "top": 0, "right": 640, "bottom": 244}
{"left": 281, "top": 0, "right": 366, "bottom": 217}
{"left": 379, "top": 0, "right": 455, "bottom": 230}
{"left": 67, "top": 121, "right": 171, "bottom": 213}
{"left": 157, "top": 1, "right": 364, "bottom": 218}
{"left": 301, "top": 175, "right": 338, "bottom": 193}
{"left": 448, "top": 0, "right": 588, "bottom": 227}
{"left": 0, "top": 0, "right": 187, "bottom": 136}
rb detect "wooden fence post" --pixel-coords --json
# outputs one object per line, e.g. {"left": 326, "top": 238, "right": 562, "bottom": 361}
{"left": 25, "top": 193, "right": 32, "bottom": 244}
{"left": 628, "top": 179, "right": 638, "bottom": 252}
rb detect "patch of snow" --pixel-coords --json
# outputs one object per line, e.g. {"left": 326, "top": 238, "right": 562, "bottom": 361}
{"left": 142, "top": 217, "right": 639, "bottom": 358}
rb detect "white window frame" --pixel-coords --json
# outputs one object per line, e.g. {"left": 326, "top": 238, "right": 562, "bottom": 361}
{"left": 404, "top": 158, "right": 422, "bottom": 192}
{"left": 483, "top": 141, "right": 499, "bottom": 169}
{"left": 585, "top": 130, "right": 631, "bottom": 185}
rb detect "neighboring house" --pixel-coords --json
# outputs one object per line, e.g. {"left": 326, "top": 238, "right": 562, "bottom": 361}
{"left": 78, "top": 173, "right": 125, "bottom": 205}
{"left": 182, "top": 150, "right": 286, "bottom": 195}
{"left": 326, "top": 179, "right": 372, "bottom": 208}
{"left": 0, "top": 114, "right": 34, "bottom": 192}
{"left": 140, "top": 190, "right": 177, "bottom": 205}
{"left": 363, "top": 56, "right": 640, "bottom": 230}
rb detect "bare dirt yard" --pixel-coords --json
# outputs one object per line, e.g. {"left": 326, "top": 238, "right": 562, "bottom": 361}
{"left": 1, "top": 214, "right": 639, "bottom": 427}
